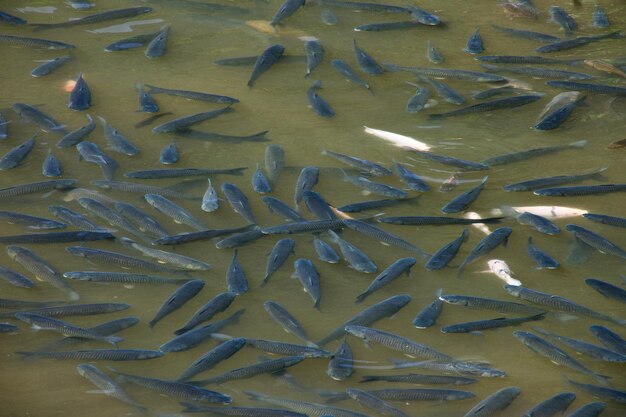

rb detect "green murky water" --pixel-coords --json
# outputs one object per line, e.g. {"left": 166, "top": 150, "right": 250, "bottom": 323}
{"left": 0, "top": 1, "right": 625, "bottom": 416}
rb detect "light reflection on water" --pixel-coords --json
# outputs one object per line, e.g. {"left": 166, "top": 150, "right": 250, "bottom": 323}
{"left": 0, "top": 0, "right": 625, "bottom": 416}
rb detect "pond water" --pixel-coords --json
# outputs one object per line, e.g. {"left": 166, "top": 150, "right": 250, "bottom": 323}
{"left": 0, "top": 1, "right": 625, "bottom": 416}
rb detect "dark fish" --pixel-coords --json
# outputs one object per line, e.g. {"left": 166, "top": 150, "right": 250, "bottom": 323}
{"left": 546, "top": 80, "right": 626, "bottom": 96}
{"left": 104, "top": 29, "right": 162, "bottom": 52}
{"left": 292, "top": 258, "right": 321, "bottom": 309}
{"left": 76, "top": 142, "right": 118, "bottom": 180}
{"left": 536, "top": 32, "right": 622, "bottom": 53}
{"left": 160, "top": 309, "right": 245, "bottom": 352}
{"left": 0, "top": 34, "right": 75, "bottom": 49}
{"left": 548, "top": 6, "right": 577, "bottom": 33}
{"left": 248, "top": 44, "right": 285, "bottom": 87}
{"left": 355, "top": 21, "right": 421, "bottom": 32}
{"left": 307, "top": 80, "right": 335, "bottom": 117}
{"left": 565, "top": 224, "right": 626, "bottom": 260}
{"left": 144, "top": 193, "right": 206, "bottom": 230}
{"left": 149, "top": 279, "right": 205, "bottom": 328}
{"left": 418, "top": 76, "right": 465, "bottom": 105}
{"left": 152, "top": 225, "right": 255, "bottom": 246}
{"left": 353, "top": 39, "right": 383, "bottom": 75}
{"left": 331, "top": 59, "right": 371, "bottom": 90}
{"left": 226, "top": 250, "right": 248, "bottom": 295}
{"left": 264, "top": 144, "right": 284, "bottom": 184}
{"left": 125, "top": 167, "right": 245, "bottom": 179}
{"left": 360, "top": 373, "right": 476, "bottom": 385}
{"left": 527, "top": 237, "right": 559, "bottom": 269}
{"left": 491, "top": 25, "right": 560, "bottom": 43}
{"left": 175, "top": 129, "right": 269, "bottom": 143}
{"left": 98, "top": 116, "right": 139, "bottom": 156}
{"left": 383, "top": 63, "right": 505, "bottom": 82}
{"left": 517, "top": 212, "right": 559, "bottom": 235}
{"left": 303, "top": 191, "right": 336, "bottom": 220}
{"left": 563, "top": 402, "right": 605, "bottom": 416}
{"left": 191, "top": 356, "right": 305, "bottom": 386}
{"left": 0, "top": 303, "right": 129, "bottom": 319}
{"left": 42, "top": 149, "right": 61, "bottom": 177}
{"left": 405, "top": 83, "right": 429, "bottom": 113}
{"left": 441, "top": 313, "right": 546, "bottom": 333}
{"left": 68, "top": 73, "right": 91, "bottom": 111}
{"left": 294, "top": 166, "right": 320, "bottom": 209}
{"left": 429, "top": 95, "right": 542, "bottom": 119}
{"left": 520, "top": 392, "right": 576, "bottom": 417}
{"left": 409, "top": 7, "right": 441, "bottom": 25}
{"left": 179, "top": 404, "right": 307, "bottom": 417}
{"left": 109, "top": 368, "right": 231, "bottom": 403}
{"left": 252, "top": 163, "right": 271, "bottom": 194}
{"left": 313, "top": 237, "right": 340, "bottom": 264}
{"left": 16, "top": 349, "right": 163, "bottom": 361}
{"left": 317, "top": 1, "right": 409, "bottom": 13}
{"left": 15, "top": 313, "right": 122, "bottom": 345}
{"left": 569, "top": 379, "right": 626, "bottom": 404}
{"left": 476, "top": 55, "right": 580, "bottom": 65}
{"left": 343, "top": 174, "right": 407, "bottom": 198}
{"left": 0, "top": 211, "right": 65, "bottom": 230}
{"left": 0, "top": 323, "right": 18, "bottom": 332}
{"left": 114, "top": 201, "right": 168, "bottom": 237}
{"left": 0, "top": 136, "right": 35, "bottom": 170}
{"left": 391, "top": 163, "right": 427, "bottom": 191}
{"left": 379, "top": 216, "right": 502, "bottom": 226}
{"left": 425, "top": 229, "right": 469, "bottom": 270}
{"left": 323, "top": 149, "right": 390, "bottom": 176}
{"left": 328, "top": 339, "right": 353, "bottom": 380}
{"left": 31, "top": 7, "right": 153, "bottom": 31}
{"left": 345, "top": 325, "right": 453, "bottom": 361}
{"left": 481, "top": 63, "right": 592, "bottom": 80}
{"left": 412, "top": 288, "right": 443, "bottom": 329}
{"left": 0, "top": 11, "right": 26, "bottom": 25}
{"left": 503, "top": 166, "right": 607, "bottom": 191}
{"left": 482, "top": 140, "right": 587, "bottom": 166}
{"left": 263, "top": 196, "right": 307, "bottom": 222}
{"left": 65, "top": 246, "right": 185, "bottom": 274}
{"left": 144, "top": 84, "right": 239, "bottom": 104}
{"left": 92, "top": 179, "right": 193, "bottom": 199}
{"left": 407, "top": 150, "right": 489, "bottom": 171}
{"left": 270, "top": 0, "right": 305, "bottom": 26}
{"left": 534, "top": 91, "right": 586, "bottom": 130}
{"left": 0, "top": 230, "right": 113, "bottom": 245}
{"left": 135, "top": 84, "right": 159, "bottom": 113}
{"left": 589, "top": 325, "right": 626, "bottom": 355}
{"left": 0, "top": 266, "right": 33, "bottom": 288}
{"left": 119, "top": 237, "right": 212, "bottom": 270}
{"left": 31, "top": 55, "right": 72, "bottom": 77}
{"left": 145, "top": 25, "right": 170, "bottom": 58}
{"left": 534, "top": 184, "right": 626, "bottom": 197}
{"left": 457, "top": 227, "right": 512, "bottom": 277}
{"left": 175, "top": 292, "right": 237, "bottom": 335}
{"left": 77, "top": 198, "right": 145, "bottom": 239}
{"left": 463, "top": 28, "right": 484, "bottom": 54}
{"left": 262, "top": 239, "right": 296, "bottom": 286}
{"left": 244, "top": 338, "right": 329, "bottom": 358}
{"left": 328, "top": 229, "right": 377, "bottom": 273}
{"left": 264, "top": 301, "right": 315, "bottom": 346}
{"left": 0, "top": 299, "right": 65, "bottom": 309}
{"left": 585, "top": 278, "right": 626, "bottom": 304}
{"left": 76, "top": 364, "right": 145, "bottom": 410}
{"left": 504, "top": 285, "right": 626, "bottom": 326}
{"left": 0, "top": 179, "right": 76, "bottom": 199}
{"left": 214, "top": 56, "right": 259, "bottom": 66}
{"left": 64, "top": 271, "right": 190, "bottom": 285}
{"left": 534, "top": 327, "right": 626, "bottom": 363}
{"left": 463, "top": 387, "right": 520, "bottom": 417}
{"left": 592, "top": 5, "right": 610, "bottom": 28}
{"left": 441, "top": 177, "right": 488, "bottom": 213}
{"left": 221, "top": 182, "right": 256, "bottom": 224}
{"left": 426, "top": 41, "right": 443, "bottom": 64}
{"left": 152, "top": 107, "right": 234, "bottom": 133}
{"left": 12, "top": 103, "right": 65, "bottom": 133}
{"left": 356, "top": 258, "right": 416, "bottom": 304}
{"left": 214, "top": 228, "right": 266, "bottom": 249}
{"left": 337, "top": 197, "right": 416, "bottom": 213}
{"left": 304, "top": 40, "right": 324, "bottom": 77}
{"left": 177, "top": 338, "right": 246, "bottom": 381}
{"left": 347, "top": 388, "right": 409, "bottom": 417}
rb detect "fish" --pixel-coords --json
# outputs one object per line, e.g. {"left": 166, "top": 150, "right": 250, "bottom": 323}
{"left": 76, "top": 142, "right": 118, "bottom": 180}
{"left": 379, "top": 216, "right": 502, "bottom": 226}
{"left": 31, "top": 55, "right": 72, "bottom": 77}
{"left": 135, "top": 84, "right": 159, "bottom": 113}
{"left": 63, "top": 271, "right": 190, "bottom": 285}
{"left": 114, "top": 201, "right": 169, "bottom": 237}
{"left": 323, "top": 149, "right": 391, "bottom": 176}
{"left": 31, "top": 7, "right": 152, "bottom": 31}
{"left": 152, "top": 107, "right": 234, "bottom": 133}
{"left": 148, "top": 279, "right": 204, "bottom": 328}
{"left": 151, "top": 225, "right": 257, "bottom": 246}
{"left": 354, "top": 21, "right": 422, "bottom": 32}
{"left": 585, "top": 278, "right": 626, "bottom": 304}
{"left": 526, "top": 237, "right": 559, "bottom": 269}
{"left": 65, "top": 246, "right": 186, "bottom": 274}
{"left": 569, "top": 379, "right": 626, "bottom": 404}
{"left": 483, "top": 259, "right": 520, "bottom": 286}
{"left": 160, "top": 309, "right": 245, "bottom": 352}
{"left": 425, "top": 229, "right": 469, "bottom": 270}
{"left": 144, "top": 24, "right": 170, "bottom": 58}
{"left": 0, "top": 266, "right": 33, "bottom": 288}
{"left": 360, "top": 373, "right": 476, "bottom": 385}
{"left": 463, "top": 28, "right": 484, "bottom": 54}
{"left": 317, "top": 294, "right": 411, "bottom": 346}
{"left": 514, "top": 331, "right": 608, "bottom": 384}
{"left": 264, "top": 301, "right": 315, "bottom": 346}
{"left": 490, "top": 25, "right": 560, "bottom": 43}
{"left": 534, "top": 184, "right": 626, "bottom": 197}
{"left": 109, "top": 367, "right": 231, "bottom": 403}
{"left": 37, "top": 318, "right": 137, "bottom": 352}
{"left": 252, "top": 163, "right": 271, "bottom": 194}
{"left": 262, "top": 239, "right": 296, "bottom": 286}
{"left": 304, "top": 40, "right": 324, "bottom": 77}
{"left": 517, "top": 212, "right": 560, "bottom": 235}
{"left": 356, "top": 258, "right": 416, "bottom": 304}
{"left": 41, "top": 149, "right": 61, "bottom": 177}
{"left": 347, "top": 388, "right": 410, "bottom": 417}
{"left": 0, "top": 179, "right": 76, "bottom": 199}
{"left": 534, "top": 91, "right": 586, "bottom": 130}
{"left": 412, "top": 289, "right": 443, "bottom": 329}
{"left": 97, "top": 116, "right": 139, "bottom": 156}
{"left": 504, "top": 285, "right": 626, "bottom": 326}
{"left": 589, "top": 325, "right": 626, "bottom": 355}
{"left": 93, "top": 179, "right": 195, "bottom": 199}
{"left": 313, "top": 237, "right": 340, "bottom": 264}
{"left": 337, "top": 197, "right": 417, "bottom": 213}
{"left": 0, "top": 11, "right": 26, "bottom": 25}
{"left": 0, "top": 135, "right": 35, "bottom": 170}
{"left": 0, "top": 34, "right": 75, "bottom": 49}
{"left": 177, "top": 338, "right": 246, "bottom": 381}
{"left": 0, "top": 323, "right": 18, "bottom": 332}
{"left": 546, "top": 80, "right": 626, "bottom": 96}
{"left": 583, "top": 59, "right": 626, "bottom": 78}
{"left": 441, "top": 177, "right": 488, "bottom": 214}
{"left": 16, "top": 349, "right": 163, "bottom": 361}
{"left": 503, "top": 167, "right": 607, "bottom": 191}
{"left": 480, "top": 64, "right": 592, "bottom": 80}
{"left": 592, "top": 5, "right": 610, "bottom": 28}
{"left": 409, "top": 7, "right": 440, "bottom": 25}
{"left": 104, "top": 29, "right": 163, "bottom": 52}
{"left": 244, "top": 338, "right": 329, "bottom": 359}
{"left": 463, "top": 387, "right": 521, "bottom": 417}
{"left": 383, "top": 63, "right": 506, "bottom": 82}
{"left": 125, "top": 167, "right": 246, "bottom": 179}
{"left": 248, "top": 44, "right": 285, "bottom": 87}
{"left": 7, "top": 245, "right": 79, "bottom": 301}
{"left": 429, "top": 95, "right": 542, "bottom": 119}
{"left": 0, "top": 303, "right": 129, "bottom": 320}
{"left": 0, "top": 211, "right": 65, "bottom": 230}
{"left": 405, "top": 83, "right": 430, "bottom": 113}
{"left": 221, "top": 182, "right": 256, "bottom": 224}
{"left": 327, "top": 230, "right": 377, "bottom": 273}
{"left": 536, "top": 32, "right": 622, "bottom": 53}
{"left": 0, "top": 231, "right": 114, "bottom": 245}
{"left": 176, "top": 129, "right": 270, "bottom": 143}
{"left": 270, "top": 0, "right": 305, "bottom": 26}
{"left": 302, "top": 191, "right": 336, "bottom": 220}
{"left": 201, "top": 179, "right": 219, "bottom": 212}
{"left": 418, "top": 76, "right": 465, "bottom": 105}
{"left": 0, "top": 299, "right": 66, "bottom": 310}
{"left": 441, "top": 313, "right": 546, "bottom": 334}
{"left": 192, "top": 356, "right": 305, "bottom": 386}
{"left": 68, "top": 72, "right": 91, "bottom": 111}
{"left": 159, "top": 142, "right": 178, "bottom": 164}
{"left": 77, "top": 198, "right": 146, "bottom": 239}
{"left": 294, "top": 166, "right": 320, "bottom": 209}
{"left": 15, "top": 313, "right": 122, "bottom": 345}
{"left": 330, "top": 59, "right": 370, "bottom": 90}
{"left": 226, "top": 250, "right": 248, "bottom": 295}
{"left": 292, "top": 258, "right": 321, "bottom": 309}
{"left": 120, "top": 237, "right": 212, "bottom": 270}
{"left": 12, "top": 103, "right": 66, "bottom": 133}
{"left": 562, "top": 401, "right": 607, "bottom": 416}
{"left": 175, "top": 292, "right": 237, "bottom": 335}
{"left": 144, "top": 193, "right": 206, "bottom": 230}
{"left": 426, "top": 41, "right": 443, "bottom": 64}
{"left": 548, "top": 6, "right": 577, "bottom": 33}
{"left": 457, "top": 227, "right": 513, "bottom": 277}
{"left": 476, "top": 55, "right": 580, "bottom": 65}
{"left": 482, "top": 140, "right": 587, "bottom": 166}
{"left": 76, "top": 364, "right": 144, "bottom": 410}
{"left": 533, "top": 327, "right": 626, "bottom": 363}
{"left": 363, "top": 126, "right": 432, "bottom": 151}
{"left": 353, "top": 39, "right": 384, "bottom": 75}
{"left": 264, "top": 144, "right": 284, "bottom": 184}
{"left": 407, "top": 150, "right": 488, "bottom": 170}
{"left": 144, "top": 84, "right": 239, "bottom": 104}
{"left": 392, "top": 162, "right": 428, "bottom": 191}
{"left": 520, "top": 392, "right": 576, "bottom": 417}
{"left": 215, "top": 228, "right": 266, "bottom": 249}
{"left": 565, "top": 224, "right": 626, "bottom": 260}
{"left": 326, "top": 339, "right": 353, "bottom": 380}
{"left": 343, "top": 174, "right": 407, "bottom": 198}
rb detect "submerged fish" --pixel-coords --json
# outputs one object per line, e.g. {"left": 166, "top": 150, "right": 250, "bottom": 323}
{"left": 247, "top": 44, "right": 285, "bottom": 87}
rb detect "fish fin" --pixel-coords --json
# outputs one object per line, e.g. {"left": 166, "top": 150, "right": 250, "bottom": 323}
{"left": 468, "top": 331, "right": 484, "bottom": 336}
{"left": 106, "top": 336, "right": 123, "bottom": 345}
{"left": 86, "top": 389, "right": 115, "bottom": 395}
{"left": 355, "top": 293, "right": 367, "bottom": 304}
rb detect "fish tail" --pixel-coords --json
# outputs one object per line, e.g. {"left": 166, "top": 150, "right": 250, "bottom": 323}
{"left": 106, "top": 336, "right": 124, "bottom": 345}
{"left": 359, "top": 375, "right": 380, "bottom": 383}
{"left": 30, "top": 23, "right": 57, "bottom": 32}
{"left": 593, "top": 373, "right": 612, "bottom": 386}
{"left": 428, "top": 114, "right": 444, "bottom": 120}
{"left": 611, "top": 317, "right": 626, "bottom": 327}
{"left": 173, "top": 327, "right": 189, "bottom": 336}
{"left": 244, "top": 390, "right": 269, "bottom": 401}
{"left": 355, "top": 293, "right": 367, "bottom": 304}
{"left": 568, "top": 139, "right": 588, "bottom": 148}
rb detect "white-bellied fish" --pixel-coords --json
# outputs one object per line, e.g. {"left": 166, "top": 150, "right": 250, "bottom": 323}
{"left": 486, "top": 259, "right": 521, "bottom": 286}
{"left": 363, "top": 126, "right": 432, "bottom": 151}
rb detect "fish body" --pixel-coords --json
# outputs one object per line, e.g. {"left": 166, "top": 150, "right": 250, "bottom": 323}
{"left": 565, "top": 402, "right": 605, "bottom": 417}
{"left": 487, "top": 259, "right": 521, "bottom": 286}
{"left": 585, "top": 278, "right": 626, "bottom": 304}
{"left": 120, "top": 237, "right": 212, "bottom": 270}
{"left": 426, "top": 41, "right": 443, "bottom": 64}
{"left": 76, "top": 142, "right": 118, "bottom": 179}
{"left": 440, "top": 293, "right": 544, "bottom": 315}
{"left": 482, "top": 140, "right": 587, "bottom": 166}
{"left": 144, "top": 84, "right": 239, "bottom": 104}
{"left": 176, "top": 292, "right": 237, "bottom": 335}
{"left": 201, "top": 179, "right": 219, "bottom": 212}
{"left": 412, "top": 288, "right": 443, "bottom": 329}
{"left": 98, "top": 116, "right": 139, "bottom": 156}
{"left": 503, "top": 167, "right": 607, "bottom": 191}
{"left": 463, "top": 387, "right": 520, "bottom": 417}
{"left": 263, "top": 239, "right": 296, "bottom": 286}
{"left": 363, "top": 126, "right": 432, "bottom": 151}
{"left": 294, "top": 166, "right": 320, "bottom": 208}
{"left": 517, "top": 212, "right": 559, "bottom": 235}
{"left": 337, "top": 197, "right": 416, "bottom": 213}
{"left": 76, "top": 364, "right": 144, "bottom": 410}
{"left": 565, "top": 224, "right": 626, "bottom": 260}
{"left": 0, "top": 179, "right": 76, "bottom": 199}
{"left": 215, "top": 228, "right": 266, "bottom": 249}
{"left": 353, "top": 39, "right": 384, "bottom": 75}
{"left": 304, "top": 40, "right": 324, "bottom": 77}
{"left": 77, "top": 198, "right": 144, "bottom": 239}
{"left": 418, "top": 76, "right": 465, "bottom": 105}
{"left": 425, "top": 229, "right": 469, "bottom": 270}
{"left": 589, "top": 326, "right": 626, "bottom": 355}
{"left": 31, "top": 55, "right": 72, "bottom": 77}
{"left": 31, "top": 7, "right": 153, "bottom": 31}
{"left": 152, "top": 225, "right": 255, "bottom": 246}
{"left": 458, "top": 227, "right": 512, "bottom": 276}
{"left": 0, "top": 211, "right": 65, "bottom": 230}
{"left": 328, "top": 339, "right": 353, "bottom": 380}
{"left": 0, "top": 34, "right": 75, "bottom": 49}
{"left": 330, "top": 59, "right": 370, "bottom": 90}
{"left": 226, "top": 250, "right": 248, "bottom": 295}
{"left": 429, "top": 95, "right": 541, "bottom": 119}
{"left": 0, "top": 266, "right": 33, "bottom": 288}
{"left": 356, "top": 258, "right": 416, "bottom": 303}
{"left": 264, "top": 144, "right": 284, "bottom": 184}
{"left": 347, "top": 388, "right": 409, "bottom": 417}
{"left": 192, "top": 356, "right": 305, "bottom": 386}
{"left": 463, "top": 28, "right": 484, "bottom": 54}
{"left": 548, "top": 6, "right": 577, "bottom": 33}
{"left": 409, "top": 7, "right": 440, "bottom": 25}
{"left": 65, "top": 246, "right": 185, "bottom": 274}
{"left": 481, "top": 64, "right": 591, "bottom": 80}
{"left": 145, "top": 25, "right": 170, "bottom": 58}
{"left": 114, "top": 201, "right": 168, "bottom": 237}
{"left": 292, "top": 258, "right": 321, "bottom": 309}
{"left": 248, "top": 44, "right": 285, "bottom": 87}
{"left": 534, "top": 92, "right": 586, "bottom": 130}
{"left": 441, "top": 313, "right": 546, "bottom": 333}
{"left": 16, "top": 349, "right": 163, "bottom": 361}
{"left": 534, "top": 327, "right": 626, "bottom": 363}
{"left": 125, "top": 167, "right": 245, "bottom": 179}
{"left": 152, "top": 107, "right": 233, "bottom": 133}
{"left": 159, "top": 142, "right": 178, "bottom": 164}
{"left": 178, "top": 338, "right": 246, "bottom": 381}
{"left": 145, "top": 193, "right": 206, "bottom": 230}
{"left": 520, "top": 392, "right": 576, "bottom": 417}
{"left": 343, "top": 175, "right": 407, "bottom": 198}
{"left": 343, "top": 219, "right": 427, "bottom": 256}
{"left": 592, "top": 5, "right": 610, "bottom": 28}
{"left": 63, "top": 271, "right": 189, "bottom": 285}
{"left": 148, "top": 279, "right": 205, "bottom": 328}
{"left": 323, "top": 149, "right": 391, "bottom": 176}
{"left": 221, "top": 182, "right": 256, "bottom": 224}
{"left": 0, "top": 231, "right": 113, "bottom": 245}
{"left": 384, "top": 63, "right": 505, "bottom": 82}
{"left": 536, "top": 32, "right": 622, "bottom": 53}
{"left": 546, "top": 80, "right": 626, "bottom": 96}
{"left": 313, "top": 237, "right": 340, "bottom": 263}
{"left": 264, "top": 301, "right": 314, "bottom": 346}
{"left": 409, "top": 150, "right": 488, "bottom": 170}
{"left": 405, "top": 85, "right": 429, "bottom": 113}
{"left": 303, "top": 191, "right": 336, "bottom": 220}
{"left": 328, "top": 230, "right": 377, "bottom": 273}
{"left": 135, "top": 84, "right": 159, "bottom": 112}
{"left": 491, "top": 25, "right": 560, "bottom": 43}
{"left": 526, "top": 237, "right": 559, "bottom": 269}
{"left": 0, "top": 136, "right": 35, "bottom": 170}
{"left": 534, "top": 184, "right": 626, "bottom": 197}
{"left": 15, "top": 313, "right": 122, "bottom": 345}
{"left": 270, "top": 0, "right": 305, "bottom": 26}
{"left": 476, "top": 55, "right": 579, "bottom": 65}
{"left": 441, "top": 177, "right": 488, "bottom": 213}
{"left": 380, "top": 216, "right": 501, "bottom": 226}
{"left": 42, "top": 149, "right": 61, "bottom": 177}
{"left": 252, "top": 163, "right": 271, "bottom": 194}
{"left": 307, "top": 80, "right": 335, "bottom": 117}
{"left": 68, "top": 73, "right": 91, "bottom": 111}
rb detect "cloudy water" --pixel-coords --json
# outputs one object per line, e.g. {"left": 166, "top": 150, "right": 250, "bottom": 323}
{"left": 0, "top": 0, "right": 625, "bottom": 416}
